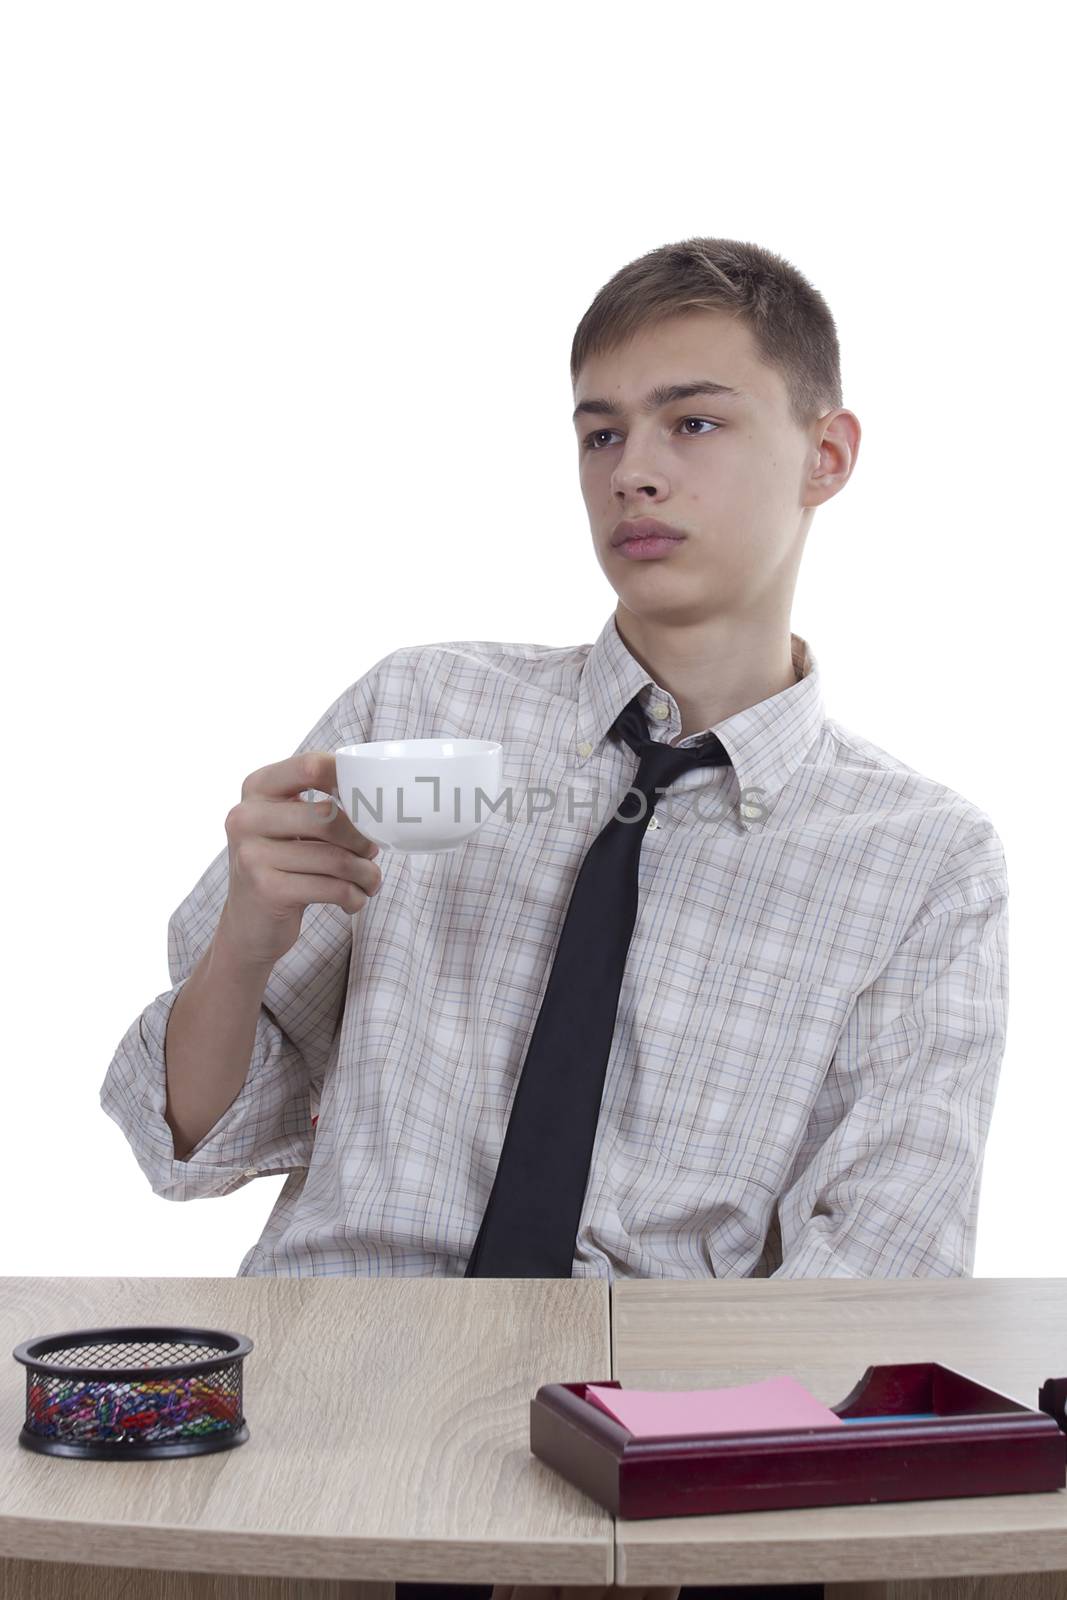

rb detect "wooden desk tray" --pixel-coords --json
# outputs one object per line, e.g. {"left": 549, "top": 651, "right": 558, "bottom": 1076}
{"left": 529, "top": 1364, "right": 1067, "bottom": 1519}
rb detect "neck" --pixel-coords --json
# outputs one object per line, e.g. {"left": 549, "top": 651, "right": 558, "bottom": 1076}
{"left": 614, "top": 604, "right": 801, "bottom": 741}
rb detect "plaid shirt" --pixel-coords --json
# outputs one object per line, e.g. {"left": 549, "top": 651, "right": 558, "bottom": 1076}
{"left": 101, "top": 612, "right": 1009, "bottom": 1279}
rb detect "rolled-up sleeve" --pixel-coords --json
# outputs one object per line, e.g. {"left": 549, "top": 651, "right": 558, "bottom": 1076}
{"left": 769, "top": 815, "right": 1010, "bottom": 1279}
{"left": 99, "top": 660, "right": 386, "bottom": 1202}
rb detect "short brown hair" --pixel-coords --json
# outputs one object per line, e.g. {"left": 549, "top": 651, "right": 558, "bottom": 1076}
{"left": 570, "top": 236, "right": 843, "bottom": 434}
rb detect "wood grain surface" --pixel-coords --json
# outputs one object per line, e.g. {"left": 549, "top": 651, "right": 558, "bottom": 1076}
{"left": 6, "top": 1275, "right": 1067, "bottom": 1600}
{"left": 1, "top": 1276, "right": 611, "bottom": 1592}
{"left": 612, "top": 1277, "right": 1067, "bottom": 1593}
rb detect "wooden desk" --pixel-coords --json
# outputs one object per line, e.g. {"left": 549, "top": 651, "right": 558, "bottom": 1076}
{"left": 1, "top": 1275, "right": 612, "bottom": 1597}
{"left": 5, "top": 1276, "right": 1067, "bottom": 1599}
{"left": 612, "top": 1277, "right": 1067, "bottom": 1599}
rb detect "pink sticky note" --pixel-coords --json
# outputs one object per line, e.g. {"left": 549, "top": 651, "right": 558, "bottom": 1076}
{"left": 584, "top": 1376, "right": 844, "bottom": 1439}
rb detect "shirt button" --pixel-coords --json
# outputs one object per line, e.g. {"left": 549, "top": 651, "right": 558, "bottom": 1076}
{"left": 651, "top": 703, "right": 670, "bottom": 719}
{"left": 647, "top": 815, "right": 660, "bottom": 831}
{"left": 577, "top": 740, "right": 593, "bottom": 757}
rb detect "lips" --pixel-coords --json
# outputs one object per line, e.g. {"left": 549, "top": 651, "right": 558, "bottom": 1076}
{"left": 611, "top": 518, "right": 687, "bottom": 547}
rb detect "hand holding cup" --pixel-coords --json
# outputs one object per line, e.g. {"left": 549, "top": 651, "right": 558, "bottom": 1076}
{"left": 220, "top": 751, "right": 384, "bottom": 970}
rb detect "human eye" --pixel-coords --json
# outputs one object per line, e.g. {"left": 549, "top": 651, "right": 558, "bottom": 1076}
{"left": 580, "top": 417, "right": 720, "bottom": 452}
{"left": 581, "top": 428, "right": 618, "bottom": 452}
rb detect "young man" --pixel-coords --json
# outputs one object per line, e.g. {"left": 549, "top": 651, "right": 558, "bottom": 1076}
{"left": 101, "top": 239, "right": 1007, "bottom": 1600}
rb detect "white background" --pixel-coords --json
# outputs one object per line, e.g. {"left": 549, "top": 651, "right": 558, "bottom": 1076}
{"left": 2, "top": 2, "right": 1060, "bottom": 1279}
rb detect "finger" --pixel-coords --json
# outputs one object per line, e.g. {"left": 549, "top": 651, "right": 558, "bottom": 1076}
{"left": 239, "top": 795, "right": 381, "bottom": 857}
{"left": 291, "top": 794, "right": 382, "bottom": 855}
{"left": 242, "top": 751, "right": 336, "bottom": 802}
{"left": 263, "top": 840, "right": 383, "bottom": 892}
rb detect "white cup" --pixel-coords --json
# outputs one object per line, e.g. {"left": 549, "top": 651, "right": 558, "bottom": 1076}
{"left": 333, "top": 738, "right": 504, "bottom": 854}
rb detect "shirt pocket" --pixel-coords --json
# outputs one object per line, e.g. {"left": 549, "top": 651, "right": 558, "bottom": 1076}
{"left": 617, "top": 961, "right": 855, "bottom": 1201}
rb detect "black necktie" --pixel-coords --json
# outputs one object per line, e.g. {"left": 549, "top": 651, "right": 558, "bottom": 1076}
{"left": 464, "top": 691, "right": 733, "bottom": 1278}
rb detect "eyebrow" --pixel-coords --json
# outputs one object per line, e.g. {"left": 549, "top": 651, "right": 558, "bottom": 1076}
{"left": 572, "top": 379, "right": 747, "bottom": 425}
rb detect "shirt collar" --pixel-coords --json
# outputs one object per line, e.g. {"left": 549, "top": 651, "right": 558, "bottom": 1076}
{"left": 574, "top": 611, "right": 826, "bottom": 819}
